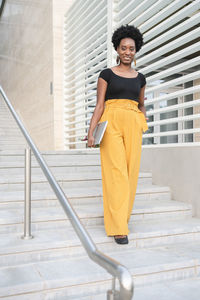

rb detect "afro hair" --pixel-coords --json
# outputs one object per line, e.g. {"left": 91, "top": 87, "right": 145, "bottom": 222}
{"left": 111, "top": 24, "right": 144, "bottom": 52}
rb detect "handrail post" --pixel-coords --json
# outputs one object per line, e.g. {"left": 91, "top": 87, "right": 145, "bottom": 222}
{"left": 22, "top": 147, "right": 33, "bottom": 239}
{"left": 107, "top": 289, "right": 120, "bottom": 300}
{"left": 107, "top": 277, "right": 120, "bottom": 299}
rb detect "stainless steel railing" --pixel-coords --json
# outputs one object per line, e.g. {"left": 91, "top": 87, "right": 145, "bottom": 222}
{"left": 0, "top": 0, "right": 6, "bottom": 18}
{"left": 0, "top": 85, "right": 134, "bottom": 300}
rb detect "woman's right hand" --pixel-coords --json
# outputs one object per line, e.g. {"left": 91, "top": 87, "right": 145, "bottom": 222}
{"left": 87, "top": 134, "right": 95, "bottom": 147}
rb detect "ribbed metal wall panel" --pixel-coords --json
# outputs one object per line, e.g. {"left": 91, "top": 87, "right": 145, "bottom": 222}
{"left": 64, "top": 0, "right": 200, "bottom": 149}
{"left": 64, "top": 0, "right": 108, "bottom": 148}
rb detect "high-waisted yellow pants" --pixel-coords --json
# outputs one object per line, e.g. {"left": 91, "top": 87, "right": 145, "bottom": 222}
{"left": 99, "top": 99, "right": 148, "bottom": 236}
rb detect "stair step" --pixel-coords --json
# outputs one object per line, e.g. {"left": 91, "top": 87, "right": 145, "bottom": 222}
{"left": 0, "top": 193, "right": 188, "bottom": 213}
{"left": 0, "top": 153, "right": 101, "bottom": 166}
{"left": 0, "top": 170, "right": 152, "bottom": 188}
{"left": 0, "top": 199, "right": 192, "bottom": 233}
{"left": 0, "top": 241, "right": 200, "bottom": 299}
{"left": 0, "top": 149, "right": 100, "bottom": 155}
{"left": 0, "top": 216, "right": 199, "bottom": 267}
{"left": 0, "top": 132, "right": 24, "bottom": 136}
{"left": 0, "top": 141, "right": 25, "bottom": 145}
{"left": 0, "top": 185, "right": 172, "bottom": 218}
{"left": 0, "top": 182, "right": 171, "bottom": 201}
{"left": 77, "top": 277, "right": 200, "bottom": 300}
{"left": 0, "top": 146, "right": 27, "bottom": 150}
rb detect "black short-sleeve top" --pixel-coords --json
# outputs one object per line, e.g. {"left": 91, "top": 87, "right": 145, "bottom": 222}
{"left": 98, "top": 68, "right": 146, "bottom": 103}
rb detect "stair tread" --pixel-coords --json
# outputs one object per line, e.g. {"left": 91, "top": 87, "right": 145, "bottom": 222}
{"left": 0, "top": 183, "right": 170, "bottom": 193}
{"left": 0, "top": 197, "right": 188, "bottom": 225}
{"left": 134, "top": 277, "right": 200, "bottom": 300}
{"left": 0, "top": 149, "right": 101, "bottom": 155}
{"left": 0, "top": 216, "right": 199, "bottom": 255}
{"left": 0, "top": 171, "right": 152, "bottom": 184}
{"left": 86, "top": 277, "right": 200, "bottom": 300}
{"left": 0, "top": 240, "right": 200, "bottom": 297}
{"left": 0, "top": 197, "right": 191, "bottom": 210}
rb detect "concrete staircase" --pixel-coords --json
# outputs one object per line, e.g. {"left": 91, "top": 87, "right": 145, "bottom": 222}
{"left": 1, "top": 98, "right": 200, "bottom": 299}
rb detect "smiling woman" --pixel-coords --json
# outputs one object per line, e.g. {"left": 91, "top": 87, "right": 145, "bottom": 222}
{"left": 87, "top": 24, "right": 148, "bottom": 245}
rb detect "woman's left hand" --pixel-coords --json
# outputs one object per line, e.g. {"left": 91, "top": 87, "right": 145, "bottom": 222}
{"left": 87, "top": 134, "right": 95, "bottom": 147}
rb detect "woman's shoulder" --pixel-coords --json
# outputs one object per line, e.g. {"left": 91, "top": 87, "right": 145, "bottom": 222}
{"left": 137, "top": 71, "right": 144, "bottom": 77}
{"left": 137, "top": 72, "right": 146, "bottom": 87}
{"left": 98, "top": 68, "right": 111, "bottom": 82}
{"left": 99, "top": 68, "right": 111, "bottom": 75}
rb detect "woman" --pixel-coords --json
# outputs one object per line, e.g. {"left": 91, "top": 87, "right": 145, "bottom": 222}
{"left": 87, "top": 24, "right": 148, "bottom": 244}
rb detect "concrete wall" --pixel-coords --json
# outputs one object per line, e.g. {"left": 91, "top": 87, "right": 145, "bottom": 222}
{"left": 0, "top": 0, "right": 54, "bottom": 150}
{"left": 140, "top": 146, "right": 200, "bottom": 217}
{"left": 0, "top": 0, "right": 74, "bottom": 150}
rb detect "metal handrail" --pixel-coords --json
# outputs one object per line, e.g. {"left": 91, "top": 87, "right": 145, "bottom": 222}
{"left": 0, "top": 0, "right": 6, "bottom": 18}
{"left": 0, "top": 85, "right": 134, "bottom": 299}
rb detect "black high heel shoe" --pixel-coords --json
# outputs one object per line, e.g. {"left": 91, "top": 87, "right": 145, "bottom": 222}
{"left": 114, "top": 235, "right": 129, "bottom": 244}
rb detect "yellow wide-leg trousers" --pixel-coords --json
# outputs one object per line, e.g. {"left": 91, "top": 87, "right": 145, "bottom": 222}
{"left": 99, "top": 99, "right": 148, "bottom": 236}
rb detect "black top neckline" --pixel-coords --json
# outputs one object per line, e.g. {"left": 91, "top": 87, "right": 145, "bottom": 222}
{"left": 109, "top": 68, "right": 139, "bottom": 79}
{"left": 98, "top": 68, "right": 146, "bottom": 102}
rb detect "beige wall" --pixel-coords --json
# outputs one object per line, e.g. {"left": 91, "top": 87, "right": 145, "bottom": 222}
{"left": 0, "top": 0, "right": 74, "bottom": 150}
{"left": 0, "top": 0, "right": 54, "bottom": 150}
{"left": 140, "top": 146, "right": 200, "bottom": 217}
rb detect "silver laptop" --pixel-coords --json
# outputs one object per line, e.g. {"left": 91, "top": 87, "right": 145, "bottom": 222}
{"left": 93, "top": 121, "right": 108, "bottom": 145}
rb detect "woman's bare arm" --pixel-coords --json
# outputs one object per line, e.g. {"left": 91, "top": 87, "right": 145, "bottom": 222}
{"left": 87, "top": 77, "right": 108, "bottom": 147}
{"left": 138, "top": 85, "right": 148, "bottom": 119}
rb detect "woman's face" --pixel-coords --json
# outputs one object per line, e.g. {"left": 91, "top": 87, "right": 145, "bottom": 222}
{"left": 117, "top": 38, "right": 136, "bottom": 65}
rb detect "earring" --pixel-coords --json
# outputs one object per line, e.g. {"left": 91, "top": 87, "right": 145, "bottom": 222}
{"left": 116, "top": 55, "right": 120, "bottom": 64}
{"left": 134, "top": 56, "right": 136, "bottom": 66}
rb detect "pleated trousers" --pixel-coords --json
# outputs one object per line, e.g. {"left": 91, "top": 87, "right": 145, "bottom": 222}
{"left": 99, "top": 99, "right": 148, "bottom": 236}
